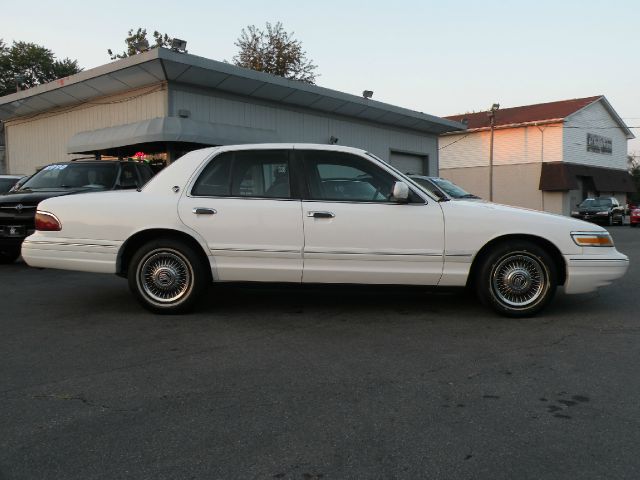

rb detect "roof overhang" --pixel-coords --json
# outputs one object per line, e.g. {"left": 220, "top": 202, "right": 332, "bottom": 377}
{"left": 0, "top": 49, "right": 466, "bottom": 135}
{"left": 539, "top": 162, "right": 636, "bottom": 193}
{"left": 441, "top": 118, "right": 564, "bottom": 136}
{"left": 67, "top": 117, "right": 279, "bottom": 154}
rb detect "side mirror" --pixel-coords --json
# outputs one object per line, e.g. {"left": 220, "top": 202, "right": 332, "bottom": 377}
{"left": 391, "top": 181, "right": 410, "bottom": 203}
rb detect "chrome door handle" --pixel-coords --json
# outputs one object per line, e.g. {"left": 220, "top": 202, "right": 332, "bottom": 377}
{"left": 192, "top": 207, "right": 217, "bottom": 215}
{"left": 307, "top": 211, "right": 335, "bottom": 218}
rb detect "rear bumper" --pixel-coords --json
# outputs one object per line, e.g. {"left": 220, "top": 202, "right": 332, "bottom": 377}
{"left": 21, "top": 235, "right": 119, "bottom": 274}
{"left": 563, "top": 251, "right": 629, "bottom": 294}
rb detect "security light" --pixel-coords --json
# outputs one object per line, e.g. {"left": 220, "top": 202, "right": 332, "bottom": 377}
{"left": 171, "top": 38, "right": 188, "bottom": 53}
{"left": 362, "top": 90, "right": 374, "bottom": 99}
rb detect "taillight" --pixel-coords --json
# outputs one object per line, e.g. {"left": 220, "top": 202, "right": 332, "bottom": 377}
{"left": 35, "top": 211, "right": 62, "bottom": 231}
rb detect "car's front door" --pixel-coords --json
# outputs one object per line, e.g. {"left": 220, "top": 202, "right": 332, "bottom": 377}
{"left": 178, "top": 148, "right": 304, "bottom": 282}
{"left": 298, "top": 149, "right": 445, "bottom": 285}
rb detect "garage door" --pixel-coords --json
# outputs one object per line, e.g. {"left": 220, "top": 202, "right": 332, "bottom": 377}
{"left": 388, "top": 152, "right": 428, "bottom": 175}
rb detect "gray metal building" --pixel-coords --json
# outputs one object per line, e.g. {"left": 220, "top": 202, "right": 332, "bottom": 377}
{"left": 0, "top": 48, "right": 464, "bottom": 174}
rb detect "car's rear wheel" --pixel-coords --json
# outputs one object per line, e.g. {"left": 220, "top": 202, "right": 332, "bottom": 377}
{"left": 476, "top": 241, "right": 557, "bottom": 317}
{"left": 128, "top": 238, "right": 208, "bottom": 314}
{"left": 0, "top": 246, "right": 20, "bottom": 264}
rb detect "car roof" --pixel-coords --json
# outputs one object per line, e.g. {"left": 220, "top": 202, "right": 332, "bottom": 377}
{"left": 42, "top": 159, "right": 144, "bottom": 166}
{"left": 408, "top": 175, "right": 448, "bottom": 181}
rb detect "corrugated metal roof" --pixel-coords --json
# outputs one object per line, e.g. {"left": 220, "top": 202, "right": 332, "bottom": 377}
{"left": 67, "top": 117, "right": 279, "bottom": 153}
{"left": 0, "top": 49, "right": 465, "bottom": 135}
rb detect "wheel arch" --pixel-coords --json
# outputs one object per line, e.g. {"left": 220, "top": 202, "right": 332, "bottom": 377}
{"left": 467, "top": 234, "right": 566, "bottom": 287}
{"left": 117, "top": 228, "right": 212, "bottom": 281}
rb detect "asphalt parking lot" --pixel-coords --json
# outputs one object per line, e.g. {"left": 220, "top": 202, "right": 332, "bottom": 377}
{"left": 1, "top": 227, "right": 639, "bottom": 480}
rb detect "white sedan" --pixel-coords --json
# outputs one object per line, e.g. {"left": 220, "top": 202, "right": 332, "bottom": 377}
{"left": 22, "top": 144, "right": 629, "bottom": 317}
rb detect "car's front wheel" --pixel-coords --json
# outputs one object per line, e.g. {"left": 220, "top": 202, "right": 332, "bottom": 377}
{"left": 476, "top": 241, "right": 557, "bottom": 317}
{"left": 128, "top": 238, "right": 208, "bottom": 314}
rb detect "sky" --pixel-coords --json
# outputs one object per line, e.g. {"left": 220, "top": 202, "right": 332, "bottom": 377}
{"left": 4, "top": 0, "right": 640, "bottom": 152}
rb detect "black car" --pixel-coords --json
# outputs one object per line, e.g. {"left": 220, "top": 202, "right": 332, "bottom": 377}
{"left": 0, "top": 159, "right": 154, "bottom": 263}
{"left": 570, "top": 197, "right": 625, "bottom": 226}
{"left": 0, "top": 175, "right": 27, "bottom": 194}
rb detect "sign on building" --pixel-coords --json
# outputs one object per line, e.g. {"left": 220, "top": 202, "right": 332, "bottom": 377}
{"left": 586, "top": 133, "right": 612, "bottom": 155}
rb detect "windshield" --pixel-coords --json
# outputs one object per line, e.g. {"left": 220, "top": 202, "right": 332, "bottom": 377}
{"left": 429, "top": 177, "right": 478, "bottom": 198}
{"left": 579, "top": 198, "right": 612, "bottom": 208}
{"left": 412, "top": 176, "right": 478, "bottom": 199}
{"left": 21, "top": 163, "right": 118, "bottom": 190}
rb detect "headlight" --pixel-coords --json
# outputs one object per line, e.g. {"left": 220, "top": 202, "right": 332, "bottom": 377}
{"left": 571, "top": 232, "right": 614, "bottom": 247}
{"left": 595, "top": 211, "right": 609, "bottom": 215}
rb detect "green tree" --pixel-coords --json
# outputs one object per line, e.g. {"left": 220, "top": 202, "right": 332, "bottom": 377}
{"left": 108, "top": 28, "right": 174, "bottom": 60}
{"left": 233, "top": 22, "right": 318, "bottom": 84}
{"left": 0, "top": 40, "right": 81, "bottom": 97}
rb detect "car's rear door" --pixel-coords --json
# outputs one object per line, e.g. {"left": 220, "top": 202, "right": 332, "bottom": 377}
{"left": 298, "top": 149, "right": 445, "bottom": 285}
{"left": 178, "top": 148, "right": 304, "bottom": 282}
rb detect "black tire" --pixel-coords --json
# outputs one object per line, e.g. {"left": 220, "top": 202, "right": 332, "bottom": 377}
{"left": 127, "top": 238, "right": 208, "bottom": 314}
{"left": 475, "top": 241, "right": 557, "bottom": 318}
{"left": 631, "top": 223, "right": 638, "bottom": 228}
{"left": 0, "top": 247, "right": 20, "bottom": 264}
{"left": 607, "top": 214, "right": 613, "bottom": 226}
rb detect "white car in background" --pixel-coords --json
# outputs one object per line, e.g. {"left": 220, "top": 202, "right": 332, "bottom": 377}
{"left": 22, "top": 144, "right": 629, "bottom": 317}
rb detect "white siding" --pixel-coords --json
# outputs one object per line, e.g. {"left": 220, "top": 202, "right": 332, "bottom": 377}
{"left": 439, "top": 123, "right": 563, "bottom": 169}
{"left": 563, "top": 101, "right": 628, "bottom": 170}
{"left": 5, "top": 85, "right": 167, "bottom": 174}
{"left": 171, "top": 87, "right": 438, "bottom": 167}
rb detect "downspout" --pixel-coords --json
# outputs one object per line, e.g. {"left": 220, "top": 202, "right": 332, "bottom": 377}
{"left": 537, "top": 124, "right": 547, "bottom": 211}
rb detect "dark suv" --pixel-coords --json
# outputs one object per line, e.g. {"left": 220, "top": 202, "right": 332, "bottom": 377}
{"left": 0, "top": 159, "right": 154, "bottom": 263}
{"left": 571, "top": 197, "right": 625, "bottom": 226}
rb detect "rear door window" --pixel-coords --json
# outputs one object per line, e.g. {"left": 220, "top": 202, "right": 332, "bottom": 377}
{"left": 192, "top": 150, "right": 291, "bottom": 199}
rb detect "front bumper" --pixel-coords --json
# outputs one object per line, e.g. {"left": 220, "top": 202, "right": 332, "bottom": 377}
{"left": 571, "top": 213, "right": 610, "bottom": 224}
{"left": 0, "top": 232, "right": 31, "bottom": 249}
{"left": 563, "top": 250, "right": 629, "bottom": 294}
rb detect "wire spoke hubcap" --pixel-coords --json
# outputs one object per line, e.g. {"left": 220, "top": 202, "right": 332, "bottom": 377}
{"left": 492, "top": 253, "right": 546, "bottom": 308}
{"left": 139, "top": 250, "right": 192, "bottom": 304}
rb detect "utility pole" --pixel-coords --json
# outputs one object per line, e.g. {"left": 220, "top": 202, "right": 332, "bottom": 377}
{"left": 487, "top": 103, "right": 500, "bottom": 201}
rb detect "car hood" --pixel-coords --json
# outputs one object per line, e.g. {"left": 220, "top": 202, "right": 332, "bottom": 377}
{"left": 446, "top": 199, "right": 603, "bottom": 229}
{"left": 0, "top": 189, "right": 78, "bottom": 205}
{"left": 0, "top": 187, "right": 101, "bottom": 205}
{"left": 441, "top": 199, "right": 607, "bottom": 256}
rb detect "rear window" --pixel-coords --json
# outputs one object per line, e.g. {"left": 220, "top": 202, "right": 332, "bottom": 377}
{"left": 22, "top": 163, "right": 118, "bottom": 190}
